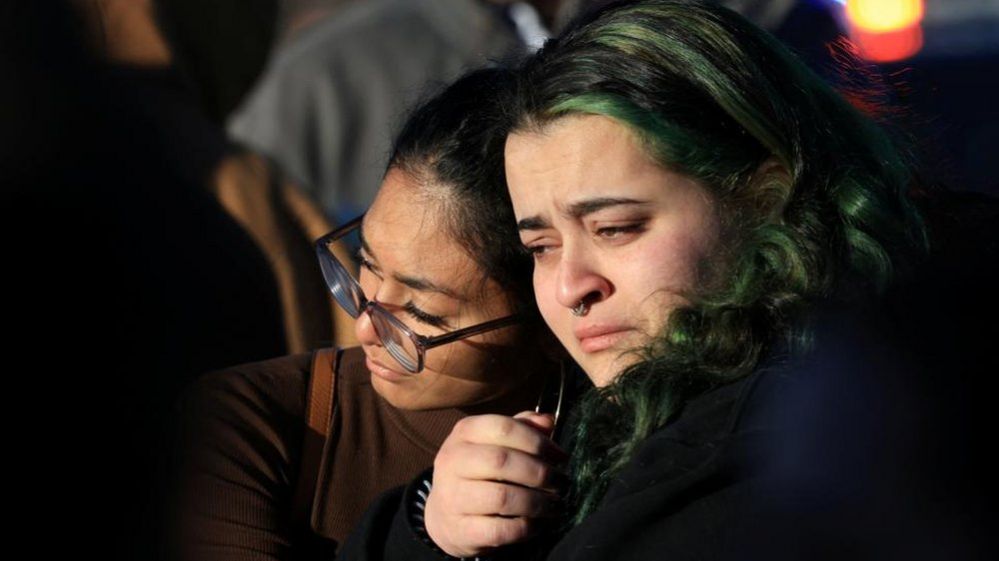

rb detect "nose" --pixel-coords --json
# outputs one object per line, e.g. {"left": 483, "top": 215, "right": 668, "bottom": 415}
{"left": 353, "top": 304, "right": 381, "bottom": 348}
{"left": 354, "top": 268, "right": 386, "bottom": 347}
{"left": 555, "top": 249, "right": 612, "bottom": 312}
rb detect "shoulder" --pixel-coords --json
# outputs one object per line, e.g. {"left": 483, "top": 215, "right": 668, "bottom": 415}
{"left": 174, "top": 352, "right": 316, "bottom": 472}
{"left": 170, "top": 353, "right": 316, "bottom": 530}
{"left": 180, "top": 352, "right": 313, "bottom": 419}
{"left": 550, "top": 373, "right": 785, "bottom": 561}
{"left": 168, "top": 353, "right": 320, "bottom": 559}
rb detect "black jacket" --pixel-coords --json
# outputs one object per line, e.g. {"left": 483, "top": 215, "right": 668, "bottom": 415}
{"left": 339, "top": 299, "right": 999, "bottom": 560}
{"left": 338, "top": 358, "right": 785, "bottom": 561}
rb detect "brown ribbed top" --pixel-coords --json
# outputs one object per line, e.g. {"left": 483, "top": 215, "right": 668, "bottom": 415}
{"left": 167, "top": 347, "right": 464, "bottom": 561}
{"left": 314, "top": 347, "right": 465, "bottom": 545}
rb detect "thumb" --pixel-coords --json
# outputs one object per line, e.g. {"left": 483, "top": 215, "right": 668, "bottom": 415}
{"left": 513, "top": 410, "right": 555, "bottom": 437}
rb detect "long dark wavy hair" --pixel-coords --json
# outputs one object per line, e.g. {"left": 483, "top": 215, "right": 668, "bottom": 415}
{"left": 509, "top": 0, "right": 927, "bottom": 523}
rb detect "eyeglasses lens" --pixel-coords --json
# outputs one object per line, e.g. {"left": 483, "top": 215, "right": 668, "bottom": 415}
{"left": 370, "top": 309, "right": 421, "bottom": 373}
{"left": 319, "top": 249, "right": 365, "bottom": 318}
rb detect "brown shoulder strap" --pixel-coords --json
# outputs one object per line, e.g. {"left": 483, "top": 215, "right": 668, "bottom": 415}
{"left": 292, "top": 347, "right": 341, "bottom": 529}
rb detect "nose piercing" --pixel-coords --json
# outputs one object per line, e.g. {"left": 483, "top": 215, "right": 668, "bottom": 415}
{"left": 571, "top": 300, "right": 589, "bottom": 317}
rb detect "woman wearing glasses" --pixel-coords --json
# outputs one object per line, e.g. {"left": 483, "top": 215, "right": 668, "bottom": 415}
{"left": 167, "top": 68, "right": 566, "bottom": 560}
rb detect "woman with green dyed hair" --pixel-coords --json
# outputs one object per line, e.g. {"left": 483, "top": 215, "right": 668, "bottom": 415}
{"left": 338, "top": 1, "right": 930, "bottom": 559}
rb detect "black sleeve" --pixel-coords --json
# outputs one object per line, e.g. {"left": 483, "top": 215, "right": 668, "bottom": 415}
{"left": 337, "top": 471, "right": 451, "bottom": 561}
{"left": 339, "top": 469, "right": 555, "bottom": 561}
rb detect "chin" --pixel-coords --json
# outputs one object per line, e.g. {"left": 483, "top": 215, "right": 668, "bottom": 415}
{"left": 586, "top": 363, "right": 619, "bottom": 388}
{"left": 576, "top": 350, "right": 643, "bottom": 389}
{"left": 572, "top": 353, "right": 611, "bottom": 388}
{"left": 371, "top": 374, "right": 425, "bottom": 410}
{"left": 372, "top": 373, "right": 474, "bottom": 411}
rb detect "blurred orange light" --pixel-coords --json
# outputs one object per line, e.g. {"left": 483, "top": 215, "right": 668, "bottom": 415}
{"left": 846, "top": 0, "right": 924, "bottom": 32}
{"left": 850, "top": 23, "right": 924, "bottom": 62}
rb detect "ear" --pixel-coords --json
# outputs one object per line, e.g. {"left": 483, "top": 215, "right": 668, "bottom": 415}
{"left": 748, "top": 156, "right": 793, "bottom": 221}
{"left": 754, "top": 156, "right": 789, "bottom": 178}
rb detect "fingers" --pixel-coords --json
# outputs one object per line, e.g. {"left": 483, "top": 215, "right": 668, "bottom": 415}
{"left": 458, "top": 480, "right": 562, "bottom": 517}
{"left": 458, "top": 515, "right": 540, "bottom": 549}
{"left": 424, "top": 413, "right": 570, "bottom": 557}
{"left": 445, "top": 443, "right": 567, "bottom": 493}
{"left": 513, "top": 410, "right": 556, "bottom": 437}
{"left": 451, "top": 414, "right": 567, "bottom": 463}
{"left": 426, "top": 512, "right": 541, "bottom": 558}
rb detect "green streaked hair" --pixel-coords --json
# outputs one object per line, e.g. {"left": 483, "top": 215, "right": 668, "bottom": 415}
{"left": 509, "top": 0, "right": 927, "bottom": 524}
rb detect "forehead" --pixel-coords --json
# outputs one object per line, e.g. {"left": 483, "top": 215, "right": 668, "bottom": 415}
{"left": 504, "top": 115, "right": 663, "bottom": 209}
{"left": 363, "top": 169, "right": 485, "bottom": 297}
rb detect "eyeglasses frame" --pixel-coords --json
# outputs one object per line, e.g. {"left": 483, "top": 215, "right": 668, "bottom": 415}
{"left": 315, "top": 214, "right": 524, "bottom": 373}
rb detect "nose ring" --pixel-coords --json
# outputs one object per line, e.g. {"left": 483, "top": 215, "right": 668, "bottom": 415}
{"left": 571, "top": 300, "right": 589, "bottom": 317}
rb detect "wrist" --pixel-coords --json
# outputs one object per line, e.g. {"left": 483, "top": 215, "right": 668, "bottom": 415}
{"left": 406, "top": 470, "right": 486, "bottom": 561}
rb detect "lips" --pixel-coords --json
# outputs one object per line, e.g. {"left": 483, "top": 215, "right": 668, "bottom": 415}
{"left": 573, "top": 324, "right": 634, "bottom": 353}
{"left": 365, "top": 355, "right": 408, "bottom": 383}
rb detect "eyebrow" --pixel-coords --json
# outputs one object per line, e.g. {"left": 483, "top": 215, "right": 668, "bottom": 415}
{"left": 359, "top": 226, "right": 466, "bottom": 301}
{"left": 392, "top": 273, "right": 465, "bottom": 301}
{"left": 517, "top": 197, "right": 651, "bottom": 231}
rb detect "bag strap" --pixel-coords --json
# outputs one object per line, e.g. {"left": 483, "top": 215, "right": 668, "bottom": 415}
{"left": 292, "top": 347, "right": 341, "bottom": 529}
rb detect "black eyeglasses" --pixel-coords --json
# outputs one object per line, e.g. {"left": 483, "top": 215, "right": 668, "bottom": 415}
{"left": 315, "top": 215, "right": 523, "bottom": 373}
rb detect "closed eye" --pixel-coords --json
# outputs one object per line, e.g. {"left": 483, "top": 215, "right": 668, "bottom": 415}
{"left": 404, "top": 301, "right": 450, "bottom": 330}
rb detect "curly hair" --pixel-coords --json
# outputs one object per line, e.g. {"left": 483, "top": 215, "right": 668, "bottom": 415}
{"left": 509, "top": 0, "right": 927, "bottom": 523}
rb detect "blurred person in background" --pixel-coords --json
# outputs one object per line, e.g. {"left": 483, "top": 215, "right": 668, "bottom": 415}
{"left": 227, "top": 0, "right": 584, "bottom": 225}
{"left": 152, "top": 0, "right": 358, "bottom": 351}
{"left": 6, "top": 1, "right": 354, "bottom": 559}
{"left": 76, "top": 0, "right": 355, "bottom": 356}
{"left": 228, "top": 0, "right": 840, "bottom": 226}
{"left": 274, "top": 0, "right": 356, "bottom": 41}
{"left": 6, "top": 1, "right": 287, "bottom": 559}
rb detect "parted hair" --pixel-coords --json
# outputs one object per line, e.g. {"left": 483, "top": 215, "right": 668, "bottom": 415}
{"left": 389, "top": 68, "right": 537, "bottom": 317}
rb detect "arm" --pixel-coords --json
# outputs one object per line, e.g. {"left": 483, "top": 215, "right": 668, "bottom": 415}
{"left": 337, "top": 412, "right": 565, "bottom": 561}
{"left": 164, "top": 361, "right": 313, "bottom": 561}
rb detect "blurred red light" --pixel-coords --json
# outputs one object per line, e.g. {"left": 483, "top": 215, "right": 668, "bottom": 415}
{"left": 850, "top": 23, "right": 924, "bottom": 63}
